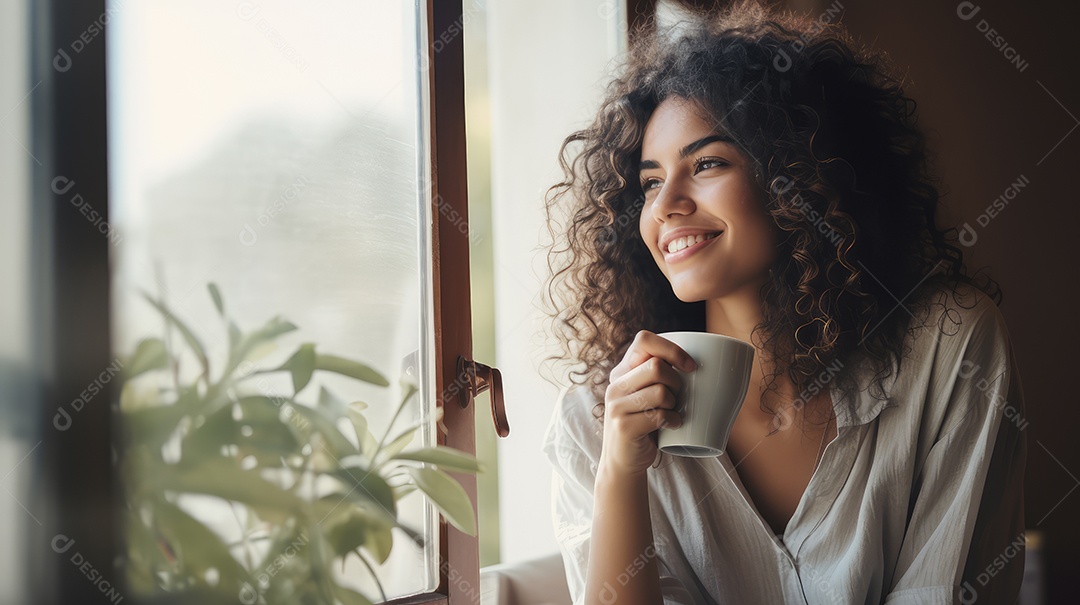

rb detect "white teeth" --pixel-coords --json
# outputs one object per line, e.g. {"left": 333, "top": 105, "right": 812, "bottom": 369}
{"left": 666, "top": 232, "right": 719, "bottom": 254}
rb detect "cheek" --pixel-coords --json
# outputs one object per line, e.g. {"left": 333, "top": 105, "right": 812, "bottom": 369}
{"left": 639, "top": 214, "right": 655, "bottom": 249}
{"left": 731, "top": 185, "right": 772, "bottom": 228}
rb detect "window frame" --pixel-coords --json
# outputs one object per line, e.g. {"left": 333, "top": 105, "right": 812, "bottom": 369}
{"left": 33, "top": 0, "right": 116, "bottom": 602}
{"left": 383, "top": 0, "right": 481, "bottom": 602}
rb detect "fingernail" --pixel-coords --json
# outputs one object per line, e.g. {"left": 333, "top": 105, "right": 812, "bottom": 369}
{"left": 684, "top": 359, "right": 696, "bottom": 371}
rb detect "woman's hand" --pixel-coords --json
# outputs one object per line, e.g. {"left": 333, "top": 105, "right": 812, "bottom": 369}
{"left": 599, "top": 330, "right": 697, "bottom": 478}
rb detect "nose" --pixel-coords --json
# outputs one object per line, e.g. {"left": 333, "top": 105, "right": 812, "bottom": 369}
{"left": 650, "top": 175, "right": 695, "bottom": 223}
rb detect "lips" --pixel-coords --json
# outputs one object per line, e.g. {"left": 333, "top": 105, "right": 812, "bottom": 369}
{"left": 664, "top": 231, "right": 721, "bottom": 254}
{"left": 662, "top": 231, "right": 723, "bottom": 263}
{"left": 658, "top": 227, "right": 725, "bottom": 254}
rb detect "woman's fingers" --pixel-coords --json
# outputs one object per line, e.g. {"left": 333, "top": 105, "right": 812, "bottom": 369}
{"left": 621, "top": 330, "right": 696, "bottom": 375}
{"left": 627, "top": 383, "right": 677, "bottom": 414}
{"left": 598, "top": 330, "right": 696, "bottom": 476}
{"left": 607, "top": 380, "right": 682, "bottom": 442}
{"left": 610, "top": 396, "right": 683, "bottom": 432}
{"left": 607, "top": 330, "right": 695, "bottom": 407}
{"left": 608, "top": 360, "right": 682, "bottom": 410}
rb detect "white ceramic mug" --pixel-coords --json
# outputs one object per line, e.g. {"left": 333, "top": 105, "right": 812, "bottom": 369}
{"left": 656, "top": 331, "right": 755, "bottom": 458}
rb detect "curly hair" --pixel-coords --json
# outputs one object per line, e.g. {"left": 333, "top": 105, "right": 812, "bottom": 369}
{"left": 539, "top": 0, "right": 1001, "bottom": 436}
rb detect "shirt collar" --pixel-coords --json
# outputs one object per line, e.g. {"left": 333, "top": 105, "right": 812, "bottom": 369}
{"left": 831, "top": 355, "right": 901, "bottom": 429}
{"left": 836, "top": 394, "right": 898, "bottom": 428}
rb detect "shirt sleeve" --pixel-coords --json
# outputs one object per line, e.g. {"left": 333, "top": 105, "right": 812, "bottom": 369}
{"left": 884, "top": 302, "right": 1027, "bottom": 605}
{"left": 542, "top": 386, "right": 699, "bottom": 605}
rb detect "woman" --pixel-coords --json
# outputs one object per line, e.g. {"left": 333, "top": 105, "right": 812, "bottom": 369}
{"left": 539, "top": 1, "right": 1027, "bottom": 604}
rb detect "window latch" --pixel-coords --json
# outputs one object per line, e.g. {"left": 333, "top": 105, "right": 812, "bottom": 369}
{"left": 456, "top": 355, "right": 510, "bottom": 438}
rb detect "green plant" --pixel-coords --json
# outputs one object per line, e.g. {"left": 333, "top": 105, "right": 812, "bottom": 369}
{"left": 118, "top": 283, "right": 482, "bottom": 604}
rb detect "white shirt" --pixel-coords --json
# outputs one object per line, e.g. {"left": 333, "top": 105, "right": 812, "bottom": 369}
{"left": 542, "top": 283, "right": 1027, "bottom": 604}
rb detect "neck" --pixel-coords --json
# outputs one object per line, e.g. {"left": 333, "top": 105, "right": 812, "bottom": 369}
{"left": 704, "top": 277, "right": 810, "bottom": 425}
{"left": 703, "top": 277, "right": 768, "bottom": 346}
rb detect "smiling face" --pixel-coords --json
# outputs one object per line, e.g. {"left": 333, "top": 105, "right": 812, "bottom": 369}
{"left": 638, "top": 96, "right": 782, "bottom": 302}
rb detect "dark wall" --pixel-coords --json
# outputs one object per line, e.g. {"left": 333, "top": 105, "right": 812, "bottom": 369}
{"left": 821, "top": 0, "right": 1078, "bottom": 602}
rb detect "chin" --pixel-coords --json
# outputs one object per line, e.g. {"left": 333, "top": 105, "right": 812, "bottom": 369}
{"left": 667, "top": 267, "right": 760, "bottom": 302}
{"left": 673, "top": 291, "right": 707, "bottom": 303}
{"left": 667, "top": 279, "right": 715, "bottom": 303}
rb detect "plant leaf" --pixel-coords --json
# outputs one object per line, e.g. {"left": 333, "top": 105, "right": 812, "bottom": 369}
{"left": 125, "top": 337, "right": 170, "bottom": 380}
{"left": 347, "top": 409, "right": 378, "bottom": 461}
{"left": 150, "top": 498, "right": 253, "bottom": 593}
{"left": 121, "top": 381, "right": 204, "bottom": 450}
{"left": 123, "top": 404, "right": 190, "bottom": 451}
{"left": 323, "top": 506, "right": 394, "bottom": 565}
{"left": 177, "top": 397, "right": 303, "bottom": 468}
{"left": 330, "top": 466, "right": 396, "bottom": 518}
{"left": 123, "top": 508, "right": 161, "bottom": 594}
{"left": 403, "top": 466, "right": 476, "bottom": 536}
{"left": 364, "top": 522, "right": 393, "bottom": 566}
{"left": 318, "top": 385, "right": 349, "bottom": 418}
{"left": 314, "top": 354, "right": 389, "bottom": 387}
{"left": 228, "top": 320, "right": 242, "bottom": 354}
{"left": 236, "top": 408, "right": 303, "bottom": 464}
{"left": 158, "top": 458, "right": 305, "bottom": 520}
{"left": 232, "top": 395, "right": 285, "bottom": 423}
{"left": 139, "top": 290, "right": 209, "bottom": 374}
{"left": 304, "top": 524, "right": 339, "bottom": 602}
{"left": 372, "top": 383, "right": 418, "bottom": 463}
{"left": 376, "top": 427, "right": 418, "bottom": 464}
{"left": 252, "top": 517, "right": 306, "bottom": 573}
{"left": 318, "top": 493, "right": 420, "bottom": 557}
{"left": 289, "top": 402, "right": 359, "bottom": 459}
{"left": 282, "top": 343, "right": 317, "bottom": 394}
{"left": 232, "top": 317, "right": 300, "bottom": 370}
{"left": 208, "top": 282, "right": 224, "bottom": 316}
{"left": 181, "top": 405, "right": 237, "bottom": 459}
{"left": 391, "top": 446, "right": 484, "bottom": 473}
{"left": 324, "top": 510, "right": 368, "bottom": 555}
{"left": 399, "top": 381, "right": 419, "bottom": 407}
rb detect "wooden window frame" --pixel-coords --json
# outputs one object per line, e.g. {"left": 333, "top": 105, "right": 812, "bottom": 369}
{"left": 33, "top": 0, "right": 481, "bottom": 602}
{"left": 384, "top": 0, "right": 481, "bottom": 603}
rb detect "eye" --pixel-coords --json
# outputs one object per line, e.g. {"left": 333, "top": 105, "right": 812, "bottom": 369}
{"left": 640, "top": 177, "right": 660, "bottom": 192}
{"left": 694, "top": 157, "right": 729, "bottom": 172}
{"left": 639, "top": 157, "right": 729, "bottom": 193}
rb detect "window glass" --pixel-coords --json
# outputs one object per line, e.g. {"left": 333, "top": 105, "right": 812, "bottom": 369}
{"left": 107, "top": 0, "right": 438, "bottom": 600}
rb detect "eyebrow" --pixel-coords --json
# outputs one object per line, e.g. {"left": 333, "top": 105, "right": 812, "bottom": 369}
{"left": 639, "top": 134, "right": 736, "bottom": 171}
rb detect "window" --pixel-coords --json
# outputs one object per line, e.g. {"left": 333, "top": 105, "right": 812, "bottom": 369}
{"left": 13, "top": 0, "right": 497, "bottom": 602}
